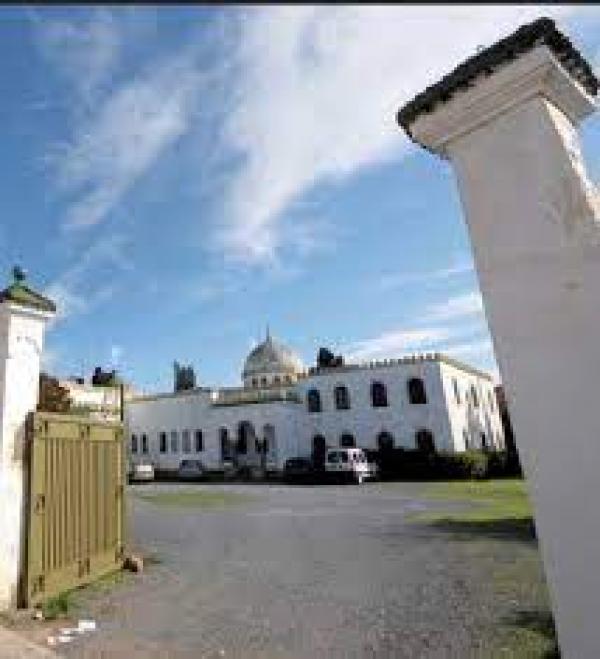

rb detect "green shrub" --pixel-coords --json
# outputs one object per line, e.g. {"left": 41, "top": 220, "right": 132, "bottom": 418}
{"left": 376, "top": 448, "right": 519, "bottom": 481}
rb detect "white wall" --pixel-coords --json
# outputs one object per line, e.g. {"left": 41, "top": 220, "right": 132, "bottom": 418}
{"left": 126, "top": 389, "right": 303, "bottom": 470}
{"left": 407, "top": 44, "right": 600, "bottom": 658}
{"left": 0, "top": 303, "right": 52, "bottom": 609}
{"left": 296, "top": 361, "right": 454, "bottom": 452}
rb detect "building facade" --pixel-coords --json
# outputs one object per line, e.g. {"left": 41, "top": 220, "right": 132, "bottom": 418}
{"left": 126, "top": 333, "right": 504, "bottom": 472}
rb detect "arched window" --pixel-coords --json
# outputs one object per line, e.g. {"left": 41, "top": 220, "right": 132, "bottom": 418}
{"left": 182, "top": 430, "right": 191, "bottom": 454}
{"left": 220, "top": 428, "right": 231, "bottom": 460}
{"left": 452, "top": 378, "right": 461, "bottom": 404}
{"left": 340, "top": 433, "right": 356, "bottom": 448}
{"left": 377, "top": 431, "right": 394, "bottom": 451}
{"left": 371, "top": 381, "right": 388, "bottom": 408}
{"left": 237, "top": 421, "right": 255, "bottom": 455}
{"left": 470, "top": 384, "right": 479, "bottom": 408}
{"left": 408, "top": 377, "right": 427, "bottom": 404}
{"left": 415, "top": 429, "right": 435, "bottom": 453}
{"left": 312, "top": 435, "right": 327, "bottom": 469}
{"left": 307, "top": 389, "right": 322, "bottom": 413}
{"left": 334, "top": 385, "right": 350, "bottom": 410}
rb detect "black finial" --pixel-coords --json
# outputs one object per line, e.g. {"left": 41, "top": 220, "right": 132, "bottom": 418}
{"left": 12, "top": 266, "right": 26, "bottom": 283}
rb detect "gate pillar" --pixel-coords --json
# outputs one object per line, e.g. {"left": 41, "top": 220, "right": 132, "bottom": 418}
{"left": 0, "top": 268, "right": 55, "bottom": 608}
{"left": 397, "top": 19, "right": 598, "bottom": 658}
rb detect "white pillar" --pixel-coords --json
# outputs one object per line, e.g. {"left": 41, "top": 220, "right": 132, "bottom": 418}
{"left": 0, "top": 273, "right": 55, "bottom": 608}
{"left": 398, "top": 27, "right": 599, "bottom": 658}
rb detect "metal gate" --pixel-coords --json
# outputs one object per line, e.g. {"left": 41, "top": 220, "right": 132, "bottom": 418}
{"left": 23, "top": 412, "right": 126, "bottom": 607}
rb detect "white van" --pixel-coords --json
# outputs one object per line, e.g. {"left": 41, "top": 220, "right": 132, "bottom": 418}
{"left": 325, "top": 448, "right": 377, "bottom": 484}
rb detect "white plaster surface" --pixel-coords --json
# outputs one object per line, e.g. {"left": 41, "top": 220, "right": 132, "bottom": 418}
{"left": 0, "top": 303, "right": 52, "bottom": 609}
{"left": 126, "top": 355, "right": 502, "bottom": 471}
{"left": 408, "top": 44, "right": 600, "bottom": 659}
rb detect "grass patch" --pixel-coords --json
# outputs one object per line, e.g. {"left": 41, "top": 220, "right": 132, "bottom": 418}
{"left": 41, "top": 591, "right": 74, "bottom": 620}
{"left": 408, "top": 479, "right": 535, "bottom": 540}
{"left": 135, "top": 490, "right": 254, "bottom": 509}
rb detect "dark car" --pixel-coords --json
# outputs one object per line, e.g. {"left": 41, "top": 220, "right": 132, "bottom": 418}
{"left": 177, "top": 459, "right": 206, "bottom": 481}
{"left": 283, "top": 457, "right": 316, "bottom": 484}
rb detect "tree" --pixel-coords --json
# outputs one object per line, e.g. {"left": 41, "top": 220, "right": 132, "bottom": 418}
{"left": 317, "top": 347, "right": 344, "bottom": 368}
{"left": 174, "top": 361, "right": 196, "bottom": 392}
{"left": 38, "top": 373, "right": 72, "bottom": 414}
{"left": 91, "top": 366, "right": 120, "bottom": 386}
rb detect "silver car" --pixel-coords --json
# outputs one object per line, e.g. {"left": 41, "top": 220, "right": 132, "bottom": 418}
{"left": 177, "top": 459, "right": 206, "bottom": 481}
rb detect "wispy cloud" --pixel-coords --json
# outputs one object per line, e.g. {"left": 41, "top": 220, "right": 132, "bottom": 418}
{"left": 217, "top": 5, "right": 575, "bottom": 264}
{"left": 345, "top": 327, "right": 452, "bottom": 362}
{"left": 51, "top": 52, "right": 204, "bottom": 230}
{"left": 30, "top": 8, "right": 121, "bottom": 108}
{"left": 423, "top": 291, "right": 484, "bottom": 323}
{"left": 44, "top": 234, "right": 130, "bottom": 321}
{"left": 378, "top": 260, "right": 473, "bottom": 292}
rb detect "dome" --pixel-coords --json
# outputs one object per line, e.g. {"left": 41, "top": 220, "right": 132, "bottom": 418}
{"left": 242, "top": 331, "right": 304, "bottom": 382}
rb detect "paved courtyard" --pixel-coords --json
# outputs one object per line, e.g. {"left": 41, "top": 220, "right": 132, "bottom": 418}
{"left": 49, "top": 482, "right": 552, "bottom": 658}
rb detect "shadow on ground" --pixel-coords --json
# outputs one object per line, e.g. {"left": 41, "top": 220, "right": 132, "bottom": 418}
{"left": 427, "top": 517, "right": 537, "bottom": 543}
{"left": 503, "top": 608, "right": 560, "bottom": 658}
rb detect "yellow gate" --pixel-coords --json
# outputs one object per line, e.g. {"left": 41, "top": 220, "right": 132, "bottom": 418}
{"left": 24, "top": 412, "right": 126, "bottom": 607}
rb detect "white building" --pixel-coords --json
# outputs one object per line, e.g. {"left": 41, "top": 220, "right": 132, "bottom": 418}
{"left": 126, "top": 332, "right": 504, "bottom": 472}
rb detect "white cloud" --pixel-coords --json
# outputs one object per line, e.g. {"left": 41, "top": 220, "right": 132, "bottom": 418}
{"left": 345, "top": 327, "right": 452, "bottom": 362}
{"left": 218, "top": 5, "right": 576, "bottom": 264}
{"left": 378, "top": 259, "right": 473, "bottom": 292}
{"left": 52, "top": 52, "right": 203, "bottom": 230}
{"left": 30, "top": 8, "right": 120, "bottom": 106}
{"left": 423, "top": 291, "right": 484, "bottom": 323}
{"left": 44, "top": 234, "right": 129, "bottom": 322}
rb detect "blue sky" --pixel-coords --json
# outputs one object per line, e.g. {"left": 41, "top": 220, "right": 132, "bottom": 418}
{"left": 1, "top": 6, "right": 599, "bottom": 392}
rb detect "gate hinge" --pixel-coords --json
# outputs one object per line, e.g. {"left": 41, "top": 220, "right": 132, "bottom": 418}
{"left": 34, "top": 494, "right": 45, "bottom": 514}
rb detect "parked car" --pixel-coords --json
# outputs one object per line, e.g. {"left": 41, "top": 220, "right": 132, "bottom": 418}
{"left": 177, "top": 459, "right": 206, "bottom": 481}
{"left": 283, "top": 457, "right": 316, "bottom": 484}
{"left": 325, "top": 448, "right": 377, "bottom": 484}
{"left": 128, "top": 461, "right": 155, "bottom": 483}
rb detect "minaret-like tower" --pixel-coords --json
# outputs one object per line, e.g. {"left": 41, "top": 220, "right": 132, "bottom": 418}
{"left": 397, "top": 18, "right": 599, "bottom": 658}
{"left": 0, "top": 268, "right": 56, "bottom": 608}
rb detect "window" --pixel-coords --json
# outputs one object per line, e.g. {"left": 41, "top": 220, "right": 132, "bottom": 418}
{"left": 415, "top": 429, "right": 435, "bottom": 453}
{"left": 141, "top": 434, "right": 148, "bottom": 454}
{"left": 182, "top": 430, "right": 191, "bottom": 454}
{"left": 377, "top": 432, "right": 394, "bottom": 451}
{"left": 452, "top": 378, "right": 461, "bottom": 404}
{"left": 131, "top": 434, "right": 138, "bottom": 453}
{"left": 307, "top": 389, "right": 322, "bottom": 413}
{"left": 463, "top": 429, "right": 469, "bottom": 449}
{"left": 488, "top": 390, "right": 495, "bottom": 412}
{"left": 195, "top": 430, "right": 203, "bottom": 452}
{"left": 170, "top": 431, "right": 179, "bottom": 453}
{"left": 220, "top": 428, "right": 231, "bottom": 460}
{"left": 371, "top": 381, "right": 388, "bottom": 408}
{"left": 159, "top": 432, "right": 167, "bottom": 453}
{"left": 252, "top": 378, "right": 258, "bottom": 388}
{"left": 340, "top": 433, "right": 356, "bottom": 448}
{"left": 408, "top": 377, "right": 427, "bottom": 404}
{"left": 481, "top": 432, "right": 488, "bottom": 451}
{"left": 312, "top": 435, "right": 327, "bottom": 468}
{"left": 274, "top": 376, "right": 281, "bottom": 385}
{"left": 334, "top": 385, "right": 350, "bottom": 410}
{"left": 285, "top": 375, "right": 292, "bottom": 384}
{"left": 261, "top": 377, "right": 267, "bottom": 387}
{"left": 470, "top": 384, "right": 479, "bottom": 408}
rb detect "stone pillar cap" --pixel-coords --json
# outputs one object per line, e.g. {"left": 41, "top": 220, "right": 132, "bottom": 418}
{"left": 397, "top": 17, "right": 598, "bottom": 154}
